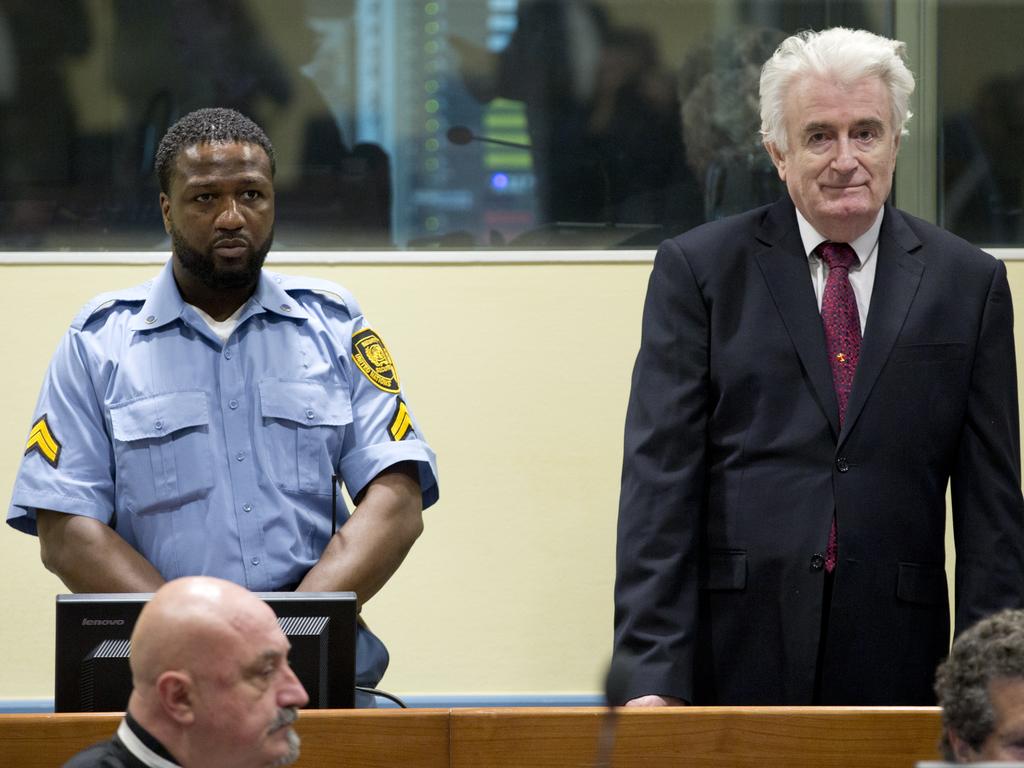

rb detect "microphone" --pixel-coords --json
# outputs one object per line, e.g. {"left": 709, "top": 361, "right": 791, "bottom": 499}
{"left": 593, "top": 654, "right": 635, "bottom": 768}
{"left": 446, "top": 125, "right": 533, "bottom": 151}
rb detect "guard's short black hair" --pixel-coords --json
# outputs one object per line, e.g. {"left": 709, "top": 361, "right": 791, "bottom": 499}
{"left": 155, "top": 107, "right": 276, "bottom": 194}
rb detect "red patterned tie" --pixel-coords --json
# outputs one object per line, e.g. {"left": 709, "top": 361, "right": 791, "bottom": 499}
{"left": 818, "top": 242, "right": 861, "bottom": 573}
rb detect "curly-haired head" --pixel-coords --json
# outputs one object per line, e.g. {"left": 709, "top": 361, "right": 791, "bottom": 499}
{"left": 155, "top": 108, "right": 276, "bottom": 194}
{"left": 935, "top": 609, "right": 1024, "bottom": 761}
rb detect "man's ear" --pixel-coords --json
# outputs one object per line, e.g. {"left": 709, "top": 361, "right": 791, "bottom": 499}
{"left": 764, "top": 141, "right": 787, "bottom": 182}
{"left": 947, "top": 727, "right": 977, "bottom": 763}
{"left": 156, "top": 670, "right": 197, "bottom": 725}
{"left": 159, "top": 193, "right": 172, "bottom": 236}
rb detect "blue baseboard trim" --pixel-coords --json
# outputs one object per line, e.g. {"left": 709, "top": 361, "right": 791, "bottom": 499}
{"left": 0, "top": 699, "right": 54, "bottom": 713}
{"left": 1, "top": 694, "right": 604, "bottom": 714}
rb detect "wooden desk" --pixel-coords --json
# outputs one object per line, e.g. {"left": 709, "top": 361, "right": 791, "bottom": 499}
{"left": 0, "top": 706, "right": 943, "bottom": 768}
{"left": 450, "top": 707, "right": 944, "bottom": 768}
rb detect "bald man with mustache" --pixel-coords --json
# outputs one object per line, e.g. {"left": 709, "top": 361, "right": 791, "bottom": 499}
{"left": 64, "top": 577, "right": 309, "bottom": 768}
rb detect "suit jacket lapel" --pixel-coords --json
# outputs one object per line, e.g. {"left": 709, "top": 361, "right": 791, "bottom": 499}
{"left": 839, "top": 204, "right": 925, "bottom": 446}
{"left": 755, "top": 198, "right": 841, "bottom": 438}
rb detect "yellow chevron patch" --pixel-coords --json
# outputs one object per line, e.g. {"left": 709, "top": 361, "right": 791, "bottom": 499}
{"left": 25, "top": 415, "right": 61, "bottom": 468}
{"left": 388, "top": 399, "right": 414, "bottom": 442}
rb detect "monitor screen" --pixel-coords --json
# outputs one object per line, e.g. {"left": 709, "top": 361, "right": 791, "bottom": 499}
{"left": 55, "top": 591, "right": 357, "bottom": 712}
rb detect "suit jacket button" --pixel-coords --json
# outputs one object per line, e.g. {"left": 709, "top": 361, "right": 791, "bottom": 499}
{"left": 810, "top": 554, "right": 825, "bottom": 571}
{"left": 836, "top": 457, "right": 850, "bottom": 472}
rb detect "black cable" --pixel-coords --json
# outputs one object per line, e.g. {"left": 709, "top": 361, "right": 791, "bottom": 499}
{"left": 331, "top": 473, "right": 338, "bottom": 533}
{"left": 355, "top": 686, "right": 408, "bottom": 708}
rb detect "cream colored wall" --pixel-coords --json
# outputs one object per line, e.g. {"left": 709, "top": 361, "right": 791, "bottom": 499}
{"left": 2, "top": 259, "right": 1023, "bottom": 700}
{"left": 0, "top": 260, "right": 649, "bottom": 699}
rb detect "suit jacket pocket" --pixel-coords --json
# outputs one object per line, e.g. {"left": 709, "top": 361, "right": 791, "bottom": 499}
{"left": 891, "top": 342, "right": 966, "bottom": 363}
{"left": 700, "top": 549, "right": 747, "bottom": 591}
{"left": 896, "top": 562, "right": 947, "bottom": 605}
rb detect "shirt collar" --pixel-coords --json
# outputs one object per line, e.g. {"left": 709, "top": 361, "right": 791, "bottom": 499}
{"left": 795, "top": 206, "right": 885, "bottom": 269}
{"left": 130, "top": 261, "right": 309, "bottom": 332}
{"left": 117, "top": 713, "right": 181, "bottom": 768}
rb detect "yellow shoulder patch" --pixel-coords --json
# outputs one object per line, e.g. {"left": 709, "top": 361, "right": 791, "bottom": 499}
{"left": 25, "top": 414, "right": 61, "bottom": 468}
{"left": 388, "top": 398, "right": 415, "bottom": 442}
{"left": 352, "top": 328, "right": 400, "bottom": 394}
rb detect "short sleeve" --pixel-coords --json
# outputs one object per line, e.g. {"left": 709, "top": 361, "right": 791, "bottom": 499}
{"left": 336, "top": 320, "right": 439, "bottom": 509}
{"left": 7, "top": 329, "right": 116, "bottom": 534}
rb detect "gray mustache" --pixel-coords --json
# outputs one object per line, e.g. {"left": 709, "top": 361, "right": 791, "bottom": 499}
{"left": 269, "top": 706, "right": 299, "bottom": 733}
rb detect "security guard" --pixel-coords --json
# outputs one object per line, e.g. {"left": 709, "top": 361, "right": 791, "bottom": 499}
{"left": 7, "top": 108, "right": 438, "bottom": 698}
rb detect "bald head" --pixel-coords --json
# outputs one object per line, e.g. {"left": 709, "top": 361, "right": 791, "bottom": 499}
{"left": 127, "top": 577, "right": 309, "bottom": 768}
{"left": 130, "top": 577, "right": 278, "bottom": 689}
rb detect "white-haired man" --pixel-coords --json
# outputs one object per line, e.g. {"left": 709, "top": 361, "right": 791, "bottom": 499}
{"left": 64, "top": 576, "right": 309, "bottom": 768}
{"left": 614, "top": 27, "right": 1024, "bottom": 705}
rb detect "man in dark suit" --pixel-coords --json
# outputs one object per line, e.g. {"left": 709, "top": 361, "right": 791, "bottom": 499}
{"left": 613, "top": 27, "right": 1024, "bottom": 706}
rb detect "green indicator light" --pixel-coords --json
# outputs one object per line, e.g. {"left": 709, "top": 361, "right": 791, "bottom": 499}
{"left": 426, "top": 118, "right": 440, "bottom": 132}
{"left": 425, "top": 79, "right": 439, "bottom": 94}
{"left": 425, "top": 158, "right": 440, "bottom": 172}
{"left": 426, "top": 21, "right": 440, "bottom": 34}
{"left": 425, "top": 99, "right": 439, "bottom": 113}
{"left": 425, "top": 138, "right": 440, "bottom": 152}
{"left": 425, "top": 216, "right": 440, "bottom": 231}
{"left": 425, "top": 2, "right": 439, "bottom": 15}
{"left": 424, "top": 40, "right": 439, "bottom": 54}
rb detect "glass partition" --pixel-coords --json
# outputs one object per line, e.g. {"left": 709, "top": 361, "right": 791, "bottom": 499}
{"left": 1, "top": 0, "right": 897, "bottom": 251}
{"left": 937, "top": 0, "right": 1024, "bottom": 247}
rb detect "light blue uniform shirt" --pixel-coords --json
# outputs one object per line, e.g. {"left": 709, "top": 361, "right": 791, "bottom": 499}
{"left": 8, "top": 261, "right": 438, "bottom": 686}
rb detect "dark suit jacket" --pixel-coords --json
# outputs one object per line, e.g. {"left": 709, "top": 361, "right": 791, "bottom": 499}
{"left": 614, "top": 196, "right": 1024, "bottom": 705}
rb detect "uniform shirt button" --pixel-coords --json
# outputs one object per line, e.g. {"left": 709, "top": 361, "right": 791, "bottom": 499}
{"left": 154, "top": 420, "right": 163, "bottom": 430}
{"left": 836, "top": 457, "right": 849, "bottom": 472}
{"left": 243, "top": 503, "right": 252, "bottom": 513}
{"left": 251, "top": 557, "right": 260, "bottom": 566}
{"left": 229, "top": 399, "right": 239, "bottom": 409}
{"left": 224, "top": 349, "right": 232, "bottom": 359}
{"left": 810, "top": 554, "right": 825, "bottom": 571}
{"left": 145, "top": 315, "right": 156, "bottom": 324}
{"left": 306, "top": 409, "right": 315, "bottom": 420}
{"left": 236, "top": 451, "right": 246, "bottom": 462}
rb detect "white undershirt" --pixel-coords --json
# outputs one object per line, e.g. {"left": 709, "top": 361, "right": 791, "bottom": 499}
{"left": 190, "top": 302, "right": 247, "bottom": 344}
{"left": 795, "top": 207, "right": 884, "bottom": 335}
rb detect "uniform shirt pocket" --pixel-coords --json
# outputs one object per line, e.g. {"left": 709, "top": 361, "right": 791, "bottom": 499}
{"left": 258, "top": 379, "right": 353, "bottom": 495}
{"left": 109, "top": 391, "right": 214, "bottom": 514}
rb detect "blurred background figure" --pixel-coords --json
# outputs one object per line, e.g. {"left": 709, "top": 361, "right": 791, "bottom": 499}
{"left": 0, "top": 0, "right": 89, "bottom": 246}
{"left": 942, "top": 71, "right": 1024, "bottom": 246}
{"left": 452, "top": 0, "right": 699, "bottom": 240}
{"left": 677, "top": 26, "right": 787, "bottom": 221}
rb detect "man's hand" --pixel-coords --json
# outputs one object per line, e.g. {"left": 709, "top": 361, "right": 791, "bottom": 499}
{"left": 625, "top": 695, "right": 688, "bottom": 707}
{"left": 36, "top": 509, "right": 165, "bottom": 592}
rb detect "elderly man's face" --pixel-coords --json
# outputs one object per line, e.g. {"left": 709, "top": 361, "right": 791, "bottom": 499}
{"left": 954, "top": 677, "right": 1024, "bottom": 762}
{"left": 191, "top": 603, "right": 309, "bottom": 768}
{"left": 767, "top": 74, "right": 899, "bottom": 243}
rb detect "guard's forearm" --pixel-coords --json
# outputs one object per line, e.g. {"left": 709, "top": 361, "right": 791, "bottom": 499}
{"left": 36, "top": 509, "right": 165, "bottom": 593}
{"left": 297, "top": 469, "right": 423, "bottom": 603}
